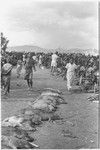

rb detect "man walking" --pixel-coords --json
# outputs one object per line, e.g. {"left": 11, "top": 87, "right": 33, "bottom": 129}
{"left": 24, "top": 53, "right": 35, "bottom": 90}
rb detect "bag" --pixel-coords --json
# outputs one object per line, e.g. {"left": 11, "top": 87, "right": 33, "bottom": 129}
{"left": 2, "top": 63, "right": 13, "bottom": 75}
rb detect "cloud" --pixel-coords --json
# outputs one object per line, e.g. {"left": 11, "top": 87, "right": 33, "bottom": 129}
{"left": 0, "top": 0, "right": 98, "bottom": 49}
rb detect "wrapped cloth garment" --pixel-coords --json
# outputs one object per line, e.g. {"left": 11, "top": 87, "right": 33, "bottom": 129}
{"left": 51, "top": 54, "right": 58, "bottom": 67}
{"left": 65, "top": 63, "right": 77, "bottom": 90}
{"left": 16, "top": 60, "right": 22, "bottom": 78}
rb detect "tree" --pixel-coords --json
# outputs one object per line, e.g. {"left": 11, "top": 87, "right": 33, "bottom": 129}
{"left": 1, "top": 32, "right": 9, "bottom": 55}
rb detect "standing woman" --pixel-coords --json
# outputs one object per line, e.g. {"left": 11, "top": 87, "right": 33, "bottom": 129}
{"left": 51, "top": 52, "right": 58, "bottom": 74}
{"left": 16, "top": 59, "right": 23, "bottom": 86}
{"left": 22, "top": 52, "right": 26, "bottom": 65}
{"left": 16, "top": 59, "right": 23, "bottom": 78}
{"left": 65, "top": 59, "right": 78, "bottom": 91}
{"left": 24, "top": 53, "right": 35, "bottom": 90}
{"left": 32, "top": 53, "right": 37, "bottom": 71}
{"left": 38, "top": 54, "right": 42, "bottom": 68}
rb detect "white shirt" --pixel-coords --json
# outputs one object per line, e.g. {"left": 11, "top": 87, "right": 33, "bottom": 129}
{"left": 65, "top": 63, "right": 77, "bottom": 74}
{"left": 52, "top": 54, "right": 58, "bottom": 63}
{"left": 23, "top": 54, "right": 26, "bottom": 61}
{"left": 23, "top": 54, "right": 25, "bottom": 58}
{"left": 39, "top": 55, "right": 42, "bottom": 59}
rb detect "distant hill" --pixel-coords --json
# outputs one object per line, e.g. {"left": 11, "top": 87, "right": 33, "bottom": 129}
{"left": 7, "top": 45, "right": 99, "bottom": 56}
{"left": 7, "top": 45, "right": 45, "bottom": 53}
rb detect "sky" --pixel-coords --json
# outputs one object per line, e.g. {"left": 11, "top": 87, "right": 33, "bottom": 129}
{"left": 0, "top": 0, "right": 98, "bottom": 49}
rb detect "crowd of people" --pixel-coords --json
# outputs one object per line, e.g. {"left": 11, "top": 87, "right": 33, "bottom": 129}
{"left": 1, "top": 50, "right": 99, "bottom": 96}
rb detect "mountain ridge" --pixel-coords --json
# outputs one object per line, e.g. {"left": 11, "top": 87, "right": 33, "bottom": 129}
{"left": 7, "top": 45, "right": 98, "bottom": 56}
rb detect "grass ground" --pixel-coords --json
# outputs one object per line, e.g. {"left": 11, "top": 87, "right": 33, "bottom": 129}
{"left": 1, "top": 66, "right": 99, "bottom": 149}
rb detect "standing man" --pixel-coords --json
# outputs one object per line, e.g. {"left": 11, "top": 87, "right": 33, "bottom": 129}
{"left": 51, "top": 52, "right": 58, "bottom": 74}
{"left": 24, "top": 53, "right": 35, "bottom": 90}
{"left": 65, "top": 59, "right": 78, "bottom": 91}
